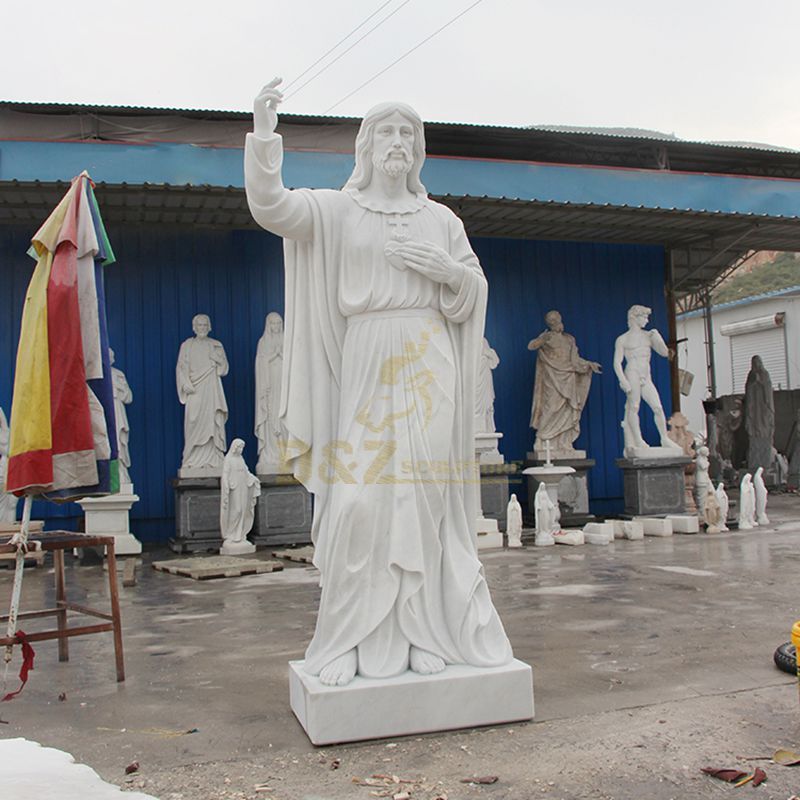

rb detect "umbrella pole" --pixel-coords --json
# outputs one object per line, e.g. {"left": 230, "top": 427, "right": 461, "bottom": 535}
{"left": 3, "top": 494, "right": 33, "bottom": 687}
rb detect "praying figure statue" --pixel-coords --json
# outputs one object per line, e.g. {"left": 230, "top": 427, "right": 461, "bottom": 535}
{"left": 694, "top": 445, "right": 711, "bottom": 511}
{"left": 0, "top": 407, "right": 18, "bottom": 523}
{"left": 255, "top": 311, "right": 288, "bottom": 474}
{"left": 245, "top": 80, "right": 513, "bottom": 687}
{"left": 475, "top": 337, "right": 500, "bottom": 434}
{"left": 528, "top": 310, "right": 600, "bottom": 459}
{"left": 533, "top": 482, "right": 558, "bottom": 547}
{"left": 614, "top": 305, "right": 682, "bottom": 457}
{"left": 738, "top": 473, "right": 756, "bottom": 530}
{"left": 176, "top": 314, "right": 229, "bottom": 476}
{"left": 754, "top": 465, "right": 769, "bottom": 525}
{"left": 220, "top": 439, "right": 260, "bottom": 555}
{"left": 506, "top": 493, "right": 523, "bottom": 548}
{"left": 109, "top": 349, "right": 133, "bottom": 486}
{"left": 715, "top": 482, "right": 730, "bottom": 532}
{"left": 744, "top": 355, "right": 775, "bottom": 474}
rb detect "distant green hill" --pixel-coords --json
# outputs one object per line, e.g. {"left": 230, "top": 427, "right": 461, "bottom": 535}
{"left": 712, "top": 252, "right": 800, "bottom": 304}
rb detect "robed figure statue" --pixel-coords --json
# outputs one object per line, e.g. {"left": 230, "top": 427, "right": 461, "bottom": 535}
{"left": 255, "top": 312, "right": 286, "bottom": 474}
{"left": 245, "top": 80, "right": 513, "bottom": 687}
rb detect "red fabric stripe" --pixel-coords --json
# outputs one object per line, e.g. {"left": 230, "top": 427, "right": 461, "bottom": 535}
{"left": 7, "top": 449, "right": 54, "bottom": 494}
{"left": 47, "top": 215, "right": 94, "bottom": 459}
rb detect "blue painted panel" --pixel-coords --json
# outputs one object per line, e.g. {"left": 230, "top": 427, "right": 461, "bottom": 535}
{"left": 3, "top": 139, "right": 800, "bottom": 218}
{"left": 475, "top": 238, "right": 670, "bottom": 513}
{"left": 0, "top": 225, "right": 665, "bottom": 536}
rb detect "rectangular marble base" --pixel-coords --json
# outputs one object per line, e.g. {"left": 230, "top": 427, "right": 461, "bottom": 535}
{"left": 289, "top": 659, "right": 534, "bottom": 745}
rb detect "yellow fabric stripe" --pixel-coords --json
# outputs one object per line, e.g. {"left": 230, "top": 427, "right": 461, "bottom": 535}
{"left": 9, "top": 250, "right": 54, "bottom": 457}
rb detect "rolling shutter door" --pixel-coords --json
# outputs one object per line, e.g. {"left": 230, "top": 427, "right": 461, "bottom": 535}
{"left": 729, "top": 327, "right": 788, "bottom": 392}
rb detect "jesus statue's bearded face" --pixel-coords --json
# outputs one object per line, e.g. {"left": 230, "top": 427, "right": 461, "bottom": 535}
{"left": 370, "top": 111, "right": 415, "bottom": 179}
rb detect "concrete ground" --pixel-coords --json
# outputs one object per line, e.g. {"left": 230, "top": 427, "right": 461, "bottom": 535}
{"left": 2, "top": 495, "right": 800, "bottom": 800}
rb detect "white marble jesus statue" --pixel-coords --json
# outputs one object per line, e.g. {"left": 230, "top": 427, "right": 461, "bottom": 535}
{"left": 245, "top": 80, "right": 513, "bottom": 687}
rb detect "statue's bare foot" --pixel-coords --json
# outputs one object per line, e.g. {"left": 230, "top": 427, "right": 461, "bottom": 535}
{"left": 318, "top": 649, "right": 357, "bottom": 686}
{"left": 409, "top": 646, "right": 445, "bottom": 675}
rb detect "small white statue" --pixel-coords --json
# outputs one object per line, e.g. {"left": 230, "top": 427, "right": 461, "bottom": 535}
{"left": 613, "top": 305, "right": 682, "bottom": 457}
{"left": 702, "top": 487, "right": 722, "bottom": 533}
{"left": 109, "top": 349, "right": 133, "bottom": 487}
{"left": 715, "top": 482, "right": 730, "bottom": 532}
{"left": 0, "top": 407, "right": 19, "bottom": 523}
{"left": 255, "top": 312, "right": 286, "bottom": 474}
{"left": 177, "top": 314, "right": 229, "bottom": 475}
{"left": 753, "top": 466, "right": 769, "bottom": 525}
{"left": 475, "top": 337, "right": 500, "bottom": 434}
{"left": 506, "top": 493, "right": 523, "bottom": 548}
{"left": 220, "top": 439, "right": 260, "bottom": 555}
{"left": 694, "top": 445, "right": 711, "bottom": 510}
{"left": 534, "top": 483, "right": 558, "bottom": 547}
{"left": 738, "top": 473, "right": 756, "bottom": 530}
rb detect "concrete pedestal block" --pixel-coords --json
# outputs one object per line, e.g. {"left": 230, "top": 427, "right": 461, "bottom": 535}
{"left": 479, "top": 464, "right": 517, "bottom": 531}
{"left": 476, "top": 516, "right": 503, "bottom": 550}
{"left": 252, "top": 475, "right": 313, "bottom": 547}
{"left": 171, "top": 477, "right": 222, "bottom": 553}
{"left": 616, "top": 456, "right": 691, "bottom": 517}
{"left": 78, "top": 484, "right": 142, "bottom": 555}
{"left": 610, "top": 519, "right": 644, "bottom": 540}
{"left": 289, "top": 659, "right": 534, "bottom": 745}
{"left": 583, "top": 521, "right": 614, "bottom": 544}
{"left": 526, "top": 458, "right": 595, "bottom": 526}
{"left": 635, "top": 516, "right": 674, "bottom": 537}
{"left": 666, "top": 514, "right": 700, "bottom": 534}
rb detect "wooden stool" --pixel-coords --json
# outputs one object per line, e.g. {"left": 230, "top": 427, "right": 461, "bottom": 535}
{"left": 0, "top": 532, "right": 125, "bottom": 682}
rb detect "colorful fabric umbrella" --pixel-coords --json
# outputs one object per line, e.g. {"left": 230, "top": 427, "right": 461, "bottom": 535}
{"left": 6, "top": 171, "right": 119, "bottom": 500}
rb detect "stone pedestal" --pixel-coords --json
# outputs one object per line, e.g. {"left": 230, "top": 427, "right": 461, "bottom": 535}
{"left": 171, "top": 477, "right": 222, "bottom": 553}
{"left": 480, "top": 463, "right": 517, "bottom": 531}
{"left": 475, "top": 433, "right": 505, "bottom": 550}
{"left": 289, "top": 658, "right": 534, "bottom": 745}
{"left": 252, "top": 474, "right": 313, "bottom": 548}
{"left": 78, "top": 484, "right": 142, "bottom": 555}
{"left": 616, "top": 456, "right": 692, "bottom": 517}
{"left": 525, "top": 458, "right": 595, "bottom": 527}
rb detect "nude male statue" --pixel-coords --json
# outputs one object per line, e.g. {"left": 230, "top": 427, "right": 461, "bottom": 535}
{"left": 613, "top": 304, "right": 681, "bottom": 455}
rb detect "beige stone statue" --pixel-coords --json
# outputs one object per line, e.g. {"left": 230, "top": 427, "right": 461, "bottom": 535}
{"left": 702, "top": 486, "right": 722, "bottom": 533}
{"left": 110, "top": 349, "right": 133, "bottom": 486}
{"left": 528, "top": 310, "right": 600, "bottom": 459}
{"left": 255, "top": 312, "right": 287, "bottom": 474}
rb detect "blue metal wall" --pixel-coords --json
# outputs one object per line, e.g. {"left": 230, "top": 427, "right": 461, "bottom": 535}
{"left": 0, "top": 225, "right": 667, "bottom": 538}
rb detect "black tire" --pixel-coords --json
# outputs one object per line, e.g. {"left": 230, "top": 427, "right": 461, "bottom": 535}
{"left": 774, "top": 642, "right": 797, "bottom": 675}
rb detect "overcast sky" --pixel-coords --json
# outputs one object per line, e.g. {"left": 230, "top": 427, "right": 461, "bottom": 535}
{"left": 3, "top": 0, "right": 799, "bottom": 149}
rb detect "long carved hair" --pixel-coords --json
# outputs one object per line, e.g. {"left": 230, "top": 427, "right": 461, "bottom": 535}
{"left": 343, "top": 101, "right": 427, "bottom": 194}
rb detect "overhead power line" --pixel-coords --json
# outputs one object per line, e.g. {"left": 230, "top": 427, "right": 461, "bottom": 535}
{"left": 324, "top": 0, "right": 488, "bottom": 114}
{"left": 284, "top": 0, "right": 415, "bottom": 102}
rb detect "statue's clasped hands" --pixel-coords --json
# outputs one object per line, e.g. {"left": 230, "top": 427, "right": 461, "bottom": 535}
{"left": 254, "top": 77, "right": 283, "bottom": 138}
{"left": 393, "top": 241, "right": 465, "bottom": 292}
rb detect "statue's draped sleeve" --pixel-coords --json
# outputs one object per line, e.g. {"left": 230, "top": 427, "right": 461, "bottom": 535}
{"left": 244, "top": 132, "right": 313, "bottom": 241}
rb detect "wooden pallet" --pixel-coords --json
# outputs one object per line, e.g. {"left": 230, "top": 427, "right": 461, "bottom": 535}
{"left": 272, "top": 545, "right": 315, "bottom": 564}
{"left": 152, "top": 555, "right": 284, "bottom": 580}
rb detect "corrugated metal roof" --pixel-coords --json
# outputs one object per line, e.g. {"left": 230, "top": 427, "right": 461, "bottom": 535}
{"left": 677, "top": 284, "right": 800, "bottom": 319}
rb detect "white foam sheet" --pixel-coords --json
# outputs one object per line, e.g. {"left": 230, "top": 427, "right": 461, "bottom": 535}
{"left": 0, "top": 738, "right": 159, "bottom": 800}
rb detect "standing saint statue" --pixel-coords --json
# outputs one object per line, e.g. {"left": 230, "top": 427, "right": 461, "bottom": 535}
{"left": 109, "top": 349, "right": 133, "bottom": 486}
{"left": 506, "top": 493, "right": 523, "bottom": 548}
{"left": 613, "top": 305, "right": 681, "bottom": 457}
{"left": 220, "top": 439, "right": 260, "bottom": 555}
{"left": 245, "top": 80, "right": 513, "bottom": 687}
{"left": 744, "top": 355, "right": 775, "bottom": 474}
{"left": 176, "top": 314, "right": 229, "bottom": 475}
{"left": 0, "top": 407, "right": 18, "bottom": 523}
{"left": 475, "top": 337, "right": 500, "bottom": 433}
{"left": 255, "top": 311, "right": 287, "bottom": 474}
{"left": 528, "top": 310, "right": 601, "bottom": 459}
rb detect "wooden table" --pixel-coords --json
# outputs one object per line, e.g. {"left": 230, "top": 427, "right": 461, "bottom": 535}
{"left": 0, "top": 532, "right": 125, "bottom": 682}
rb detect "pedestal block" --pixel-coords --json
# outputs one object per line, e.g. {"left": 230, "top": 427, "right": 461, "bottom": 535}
{"left": 289, "top": 659, "right": 534, "bottom": 745}
{"left": 525, "top": 458, "right": 595, "bottom": 526}
{"left": 616, "top": 456, "right": 692, "bottom": 517}
{"left": 479, "top": 463, "right": 518, "bottom": 531}
{"left": 171, "top": 477, "right": 222, "bottom": 553}
{"left": 252, "top": 475, "right": 313, "bottom": 548}
{"left": 78, "top": 485, "right": 142, "bottom": 555}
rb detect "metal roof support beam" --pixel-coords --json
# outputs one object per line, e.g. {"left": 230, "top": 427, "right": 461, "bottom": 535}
{"left": 673, "top": 225, "right": 758, "bottom": 291}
